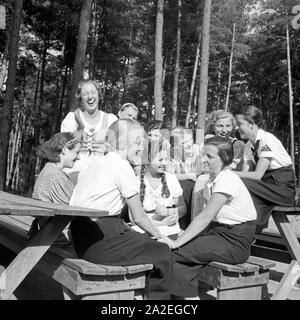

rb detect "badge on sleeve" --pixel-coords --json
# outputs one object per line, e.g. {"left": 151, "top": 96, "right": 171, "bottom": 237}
{"left": 261, "top": 144, "right": 272, "bottom": 152}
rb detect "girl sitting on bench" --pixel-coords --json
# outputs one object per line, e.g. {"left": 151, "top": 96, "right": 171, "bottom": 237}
{"left": 69, "top": 119, "right": 174, "bottom": 300}
{"left": 234, "top": 106, "right": 296, "bottom": 232}
{"left": 159, "top": 136, "right": 257, "bottom": 299}
{"left": 32, "top": 132, "right": 81, "bottom": 244}
{"left": 131, "top": 139, "right": 186, "bottom": 237}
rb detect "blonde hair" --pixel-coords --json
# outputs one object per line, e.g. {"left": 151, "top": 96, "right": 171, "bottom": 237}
{"left": 106, "top": 119, "right": 145, "bottom": 151}
{"left": 206, "top": 110, "right": 236, "bottom": 135}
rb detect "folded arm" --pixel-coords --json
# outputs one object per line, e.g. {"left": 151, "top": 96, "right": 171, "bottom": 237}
{"left": 235, "top": 157, "right": 270, "bottom": 180}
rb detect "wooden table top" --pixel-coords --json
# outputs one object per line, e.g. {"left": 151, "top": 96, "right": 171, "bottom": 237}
{"left": 272, "top": 206, "right": 300, "bottom": 213}
{"left": 0, "top": 191, "right": 109, "bottom": 217}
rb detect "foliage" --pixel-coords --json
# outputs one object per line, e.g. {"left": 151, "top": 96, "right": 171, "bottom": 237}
{"left": 0, "top": 0, "right": 299, "bottom": 193}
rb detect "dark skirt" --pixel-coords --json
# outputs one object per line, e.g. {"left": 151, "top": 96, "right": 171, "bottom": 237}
{"left": 171, "top": 220, "right": 256, "bottom": 297}
{"left": 242, "top": 165, "right": 296, "bottom": 233}
{"left": 70, "top": 215, "right": 173, "bottom": 300}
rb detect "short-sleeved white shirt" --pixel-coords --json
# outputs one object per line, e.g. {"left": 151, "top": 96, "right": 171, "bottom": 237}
{"left": 69, "top": 152, "right": 139, "bottom": 217}
{"left": 61, "top": 110, "right": 118, "bottom": 175}
{"left": 132, "top": 172, "right": 183, "bottom": 236}
{"left": 61, "top": 110, "right": 118, "bottom": 135}
{"left": 244, "top": 129, "right": 292, "bottom": 170}
{"left": 205, "top": 169, "right": 257, "bottom": 225}
{"left": 137, "top": 172, "right": 183, "bottom": 211}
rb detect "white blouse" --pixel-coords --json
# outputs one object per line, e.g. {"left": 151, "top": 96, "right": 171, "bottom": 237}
{"left": 137, "top": 172, "right": 183, "bottom": 212}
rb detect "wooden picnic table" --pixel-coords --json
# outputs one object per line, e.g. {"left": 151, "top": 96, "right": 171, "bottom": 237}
{"left": 271, "top": 206, "right": 300, "bottom": 300}
{"left": 0, "top": 190, "right": 108, "bottom": 300}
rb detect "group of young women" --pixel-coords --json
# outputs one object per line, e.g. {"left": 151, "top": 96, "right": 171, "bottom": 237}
{"left": 32, "top": 79, "right": 296, "bottom": 300}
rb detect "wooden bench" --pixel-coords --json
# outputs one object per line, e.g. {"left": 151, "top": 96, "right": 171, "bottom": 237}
{"left": 197, "top": 256, "right": 275, "bottom": 300}
{"left": 257, "top": 205, "right": 300, "bottom": 300}
{"left": 0, "top": 215, "right": 153, "bottom": 300}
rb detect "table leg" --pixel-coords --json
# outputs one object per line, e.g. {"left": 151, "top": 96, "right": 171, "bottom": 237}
{"left": 0, "top": 216, "right": 71, "bottom": 300}
{"left": 272, "top": 212, "right": 300, "bottom": 264}
{"left": 272, "top": 260, "right": 300, "bottom": 300}
{"left": 271, "top": 211, "right": 300, "bottom": 300}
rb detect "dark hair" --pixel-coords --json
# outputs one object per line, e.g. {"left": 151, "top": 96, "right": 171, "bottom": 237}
{"left": 36, "top": 132, "right": 80, "bottom": 162}
{"left": 146, "top": 120, "right": 170, "bottom": 141}
{"left": 139, "top": 139, "right": 170, "bottom": 204}
{"left": 205, "top": 136, "right": 234, "bottom": 167}
{"left": 237, "top": 106, "right": 264, "bottom": 127}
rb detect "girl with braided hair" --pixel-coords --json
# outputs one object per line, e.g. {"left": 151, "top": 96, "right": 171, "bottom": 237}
{"left": 132, "top": 139, "right": 187, "bottom": 237}
{"left": 69, "top": 119, "right": 174, "bottom": 300}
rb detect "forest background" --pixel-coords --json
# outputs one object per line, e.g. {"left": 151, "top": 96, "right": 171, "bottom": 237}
{"left": 0, "top": 0, "right": 299, "bottom": 196}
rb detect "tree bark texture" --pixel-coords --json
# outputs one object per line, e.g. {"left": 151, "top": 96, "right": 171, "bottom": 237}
{"left": 68, "top": 0, "right": 93, "bottom": 112}
{"left": 154, "top": 0, "right": 164, "bottom": 121}
{"left": 88, "top": 0, "right": 96, "bottom": 80}
{"left": 196, "top": 0, "right": 211, "bottom": 147}
{"left": 171, "top": 0, "right": 181, "bottom": 129}
{"left": 286, "top": 26, "right": 295, "bottom": 168}
{"left": 185, "top": 29, "right": 201, "bottom": 128}
{"left": 0, "top": 0, "right": 24, "bottom": 190}
{"left": 224, "top": 22, "right": 235, "bottom": 112}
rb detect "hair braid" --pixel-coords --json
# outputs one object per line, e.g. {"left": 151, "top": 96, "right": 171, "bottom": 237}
{"left": 139, "top": 165, "right": 146, "bottom": 204}
{"left": 161, "top": 172, "right": 170, "bottom": 199}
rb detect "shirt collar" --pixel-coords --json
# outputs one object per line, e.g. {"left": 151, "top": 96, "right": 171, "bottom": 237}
{"left": 255, "top": 128, "right": 264, "bottom": 144}
{"left": 206, "top": 169, "right": 229, "bottom": 190}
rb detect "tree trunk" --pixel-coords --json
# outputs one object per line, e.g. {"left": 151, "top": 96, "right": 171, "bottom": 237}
{"left": 154, "top": 0, "right": 164, "bottom": 121}
{"left": 192, "top": 84, "right": 200, "bottom": 130}
{"left": 0, "top": 6, "right": 15, "bottom": 92}
{"left": 7, "top": 111, "right": 21, "bottom": 190}
{"left": 224, "top": 22, "right": 235, "bottom": 112}
{"left": 287, "top": 26, "right": 295, "bottom": 168}
{"left": 54, "top": 65, "right": 68, "bottom": 134}
{"left": 0, "top": 0, "right": 24, "bottom": 190}
{"left": 88, "top": 0, "right": 96, "bottom": 80}
{"left": 216, "top": 61, "right": 222, "bottom": 109}
{"left": 185, "top": 29, "right": 201, "bottom": 128}
{"left": 196, "top": 0, "right": 211, "bottom": 147}
{"left": 50, "top": 73, "right": 61, "bottom": 137}
{"left": 68, "top": 0, "right": 93, "bottom": 112}
{"left": 171, "top": 0, "right": 181, "bottom": 129}
{"left": 26, "top": 39, "right": 48, "bottom": 195}
{"left": 0, "top": 30, "right": 11, "bottom": 92}
{"left": 35, "top": 39, "right": 47, "bottom": 148}
{"left": 0, "top": 5, "right": 6, "bottom": 29}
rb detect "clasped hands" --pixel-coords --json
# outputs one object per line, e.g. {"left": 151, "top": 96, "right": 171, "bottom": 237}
{"left": 157, "top": 226, "right": 184, "bottom": 249}
{"left": 157, "top": 235, "right": 179, "bottom": 250}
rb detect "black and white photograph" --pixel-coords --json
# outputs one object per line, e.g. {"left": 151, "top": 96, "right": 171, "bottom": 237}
{"left": 0, "top": 0, "right": 299, "bottom": 309}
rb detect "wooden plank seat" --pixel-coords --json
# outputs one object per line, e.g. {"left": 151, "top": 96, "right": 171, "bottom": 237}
{"left": 0, "top": 215, "right": 153, "bottom": 300}
{"left": 197, "top": 256, "right": 275, "bottom": 300}
{"left": 262, "top": 205, "right": 300, "bottom": 300}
